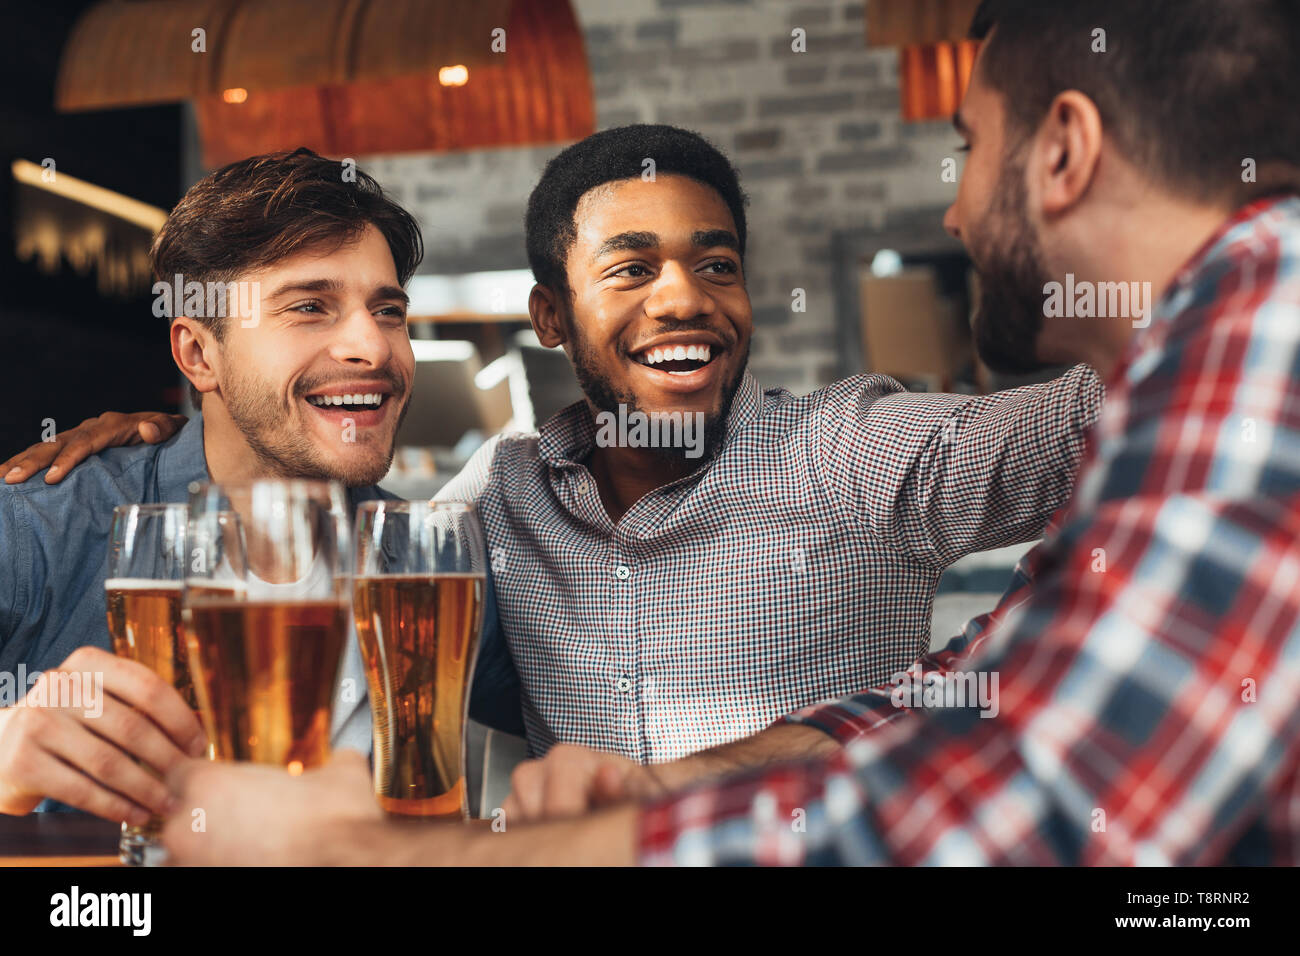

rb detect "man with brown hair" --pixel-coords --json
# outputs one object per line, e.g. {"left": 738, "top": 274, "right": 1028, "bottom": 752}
{"left": 0, "top": 148, "right": 421, "bottom": 824}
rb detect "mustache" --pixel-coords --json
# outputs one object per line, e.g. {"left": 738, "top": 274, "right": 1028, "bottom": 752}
{"left": 294, "top": 368, "right": 407, "bottom": 398}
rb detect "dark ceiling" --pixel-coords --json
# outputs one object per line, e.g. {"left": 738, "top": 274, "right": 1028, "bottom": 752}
{"left": 1, "top": 1, "right": 186, "bottom": 455}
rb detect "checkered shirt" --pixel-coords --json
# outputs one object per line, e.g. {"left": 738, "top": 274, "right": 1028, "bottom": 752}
{"left": 638, "top": 195, "right": 1300, "bottom": 865}
{"left": 440, "top": 362, "right": 1102, "bottom": 761}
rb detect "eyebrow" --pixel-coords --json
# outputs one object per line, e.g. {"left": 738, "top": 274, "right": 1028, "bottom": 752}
{"left": 591, "top": 231, "right": 658, "bottom": 261}
{"left": 266, "top": 277, "right": 410, "bottom": 306}
{"left": 590, "top": 228, "right": 740, "bottom": 262}
{"left": 693, "top": 229, "right": 739, "bottom": 252}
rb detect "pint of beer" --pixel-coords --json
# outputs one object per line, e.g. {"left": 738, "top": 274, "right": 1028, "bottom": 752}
{"left": 184, "top": 481, "right": 351, "bottom": 773}
{"left": 354, "top": 502, "right": 485, "bottom": 817}
{"left": 185, "top": 597, "right": 348, "bottom": 769}
{"left": 105, "top": 579, "right": 196, "bottom": 710}
{"left": 105, "top": 503, "right": 196, "bottom": 866}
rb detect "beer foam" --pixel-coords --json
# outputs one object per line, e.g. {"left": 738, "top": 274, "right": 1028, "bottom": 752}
{"left": 104, "top": 578, "right": 183, "bottom": 591}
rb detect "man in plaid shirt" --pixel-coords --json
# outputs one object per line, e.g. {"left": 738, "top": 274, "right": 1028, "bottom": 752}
{"left": 633, "top": 208, "right": 1300, "bottom": 866}
{"left": 158, "top": 0, "right": 1300, "bottom": 866}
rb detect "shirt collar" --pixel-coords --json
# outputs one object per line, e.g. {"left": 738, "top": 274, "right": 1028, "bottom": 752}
{"left": 1152, "top": 193, "right": 1300, "bottom": 331}
{"left": 155, "top": 412, "right": 209, "bottom": 502}
{"left": 1114, "top": 193, "right": 1299, "bottom": 389}
{"left": 537, "top": 368, "right": 764, "bottom": 469}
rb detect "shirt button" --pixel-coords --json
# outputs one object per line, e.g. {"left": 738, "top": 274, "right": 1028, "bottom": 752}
{"left": 614, "top": 565, "right": 631, "bottom": 581}
{"left": 576, "top": 479, "right": 589, "bottom": 495}
{"left": 615, "top": 676, "right": 633, "bottom": 693}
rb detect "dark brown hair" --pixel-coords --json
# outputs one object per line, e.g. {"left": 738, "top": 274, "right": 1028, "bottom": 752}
{"left": 970, "top": 0, "right": 1300, "bottom": 205}
{"left": 152, "top": 147, "right": 423, "bottom": 340}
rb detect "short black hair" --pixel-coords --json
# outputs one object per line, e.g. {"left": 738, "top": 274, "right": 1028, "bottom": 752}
{"left": 525, "top": 124, "right": 748, "bottom": 297}
{"left": 970, "top": 0, "right": 1300, "bottom": 204}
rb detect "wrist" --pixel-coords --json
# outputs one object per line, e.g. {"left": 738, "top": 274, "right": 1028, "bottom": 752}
{"left": 658, "top": 723, "right": 841, "bottom": 792}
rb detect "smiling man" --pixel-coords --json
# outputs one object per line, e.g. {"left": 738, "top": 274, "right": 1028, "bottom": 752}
{"left": 0, "top": 148, "right": 422, "bottom": 824}
{"left": 432, "top": 123, "right": 1103, "bottom": 767}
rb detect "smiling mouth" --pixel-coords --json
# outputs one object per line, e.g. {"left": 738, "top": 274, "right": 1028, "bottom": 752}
{"left": 304, "top": 392, "right": 391, "bottom": 412}
{"left": 630, "top": 343, "right": 719, "bottom": 375}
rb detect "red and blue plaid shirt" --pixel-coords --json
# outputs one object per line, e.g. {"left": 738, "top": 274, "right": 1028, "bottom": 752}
{"left": 638, "top": 195, "right": 1300, "bottom": 866}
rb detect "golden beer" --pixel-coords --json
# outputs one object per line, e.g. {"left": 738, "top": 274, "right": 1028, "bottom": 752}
{"left": 105, "top": 579, "right": 198, "bottom": 712}
{"left": 185, "top": 598, "right": 347, "bottom": 771}
{"left": 353, "top": 573, "right": 483, "bottom": 816}
{"left": 105, "top": 579, "right": 201, "bottom": 849}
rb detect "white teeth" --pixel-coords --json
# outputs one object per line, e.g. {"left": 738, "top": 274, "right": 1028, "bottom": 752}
{"left": 307, "top": 393, "right": 384, "bottom": 407}
{"left": 636, "top": 344, "right": 716, "bottom": 367}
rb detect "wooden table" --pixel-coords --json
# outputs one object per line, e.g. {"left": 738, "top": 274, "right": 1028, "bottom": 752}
{"left": 0, "top": 812, "right": 490, "bottom": 866}
{"left": 0, "top": 814, "right": 122, "bottom": 866}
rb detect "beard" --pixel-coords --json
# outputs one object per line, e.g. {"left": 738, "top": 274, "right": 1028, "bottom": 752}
{"left": 967, "top": 153, "right": 1056, "bottom": 376}
{"left": 221, "top": 357, "right": 408, "bottom": 487}
{"left": 565, "top": 316, "right": 748, "bottom": 466}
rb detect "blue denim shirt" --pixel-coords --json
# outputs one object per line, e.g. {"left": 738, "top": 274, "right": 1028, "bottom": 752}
{"left": 0, "top": 414, "right": 521, "bottom": 812}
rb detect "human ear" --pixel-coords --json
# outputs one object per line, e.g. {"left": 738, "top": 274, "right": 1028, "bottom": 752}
{"left": 171, "top": 318, "right": 221, "bottom": 396}
{"left": 1032, "top": 90, "right": 1104, "bottom": 217}
{"left": 529, "top": 285, "right": 569, "bottom": 349}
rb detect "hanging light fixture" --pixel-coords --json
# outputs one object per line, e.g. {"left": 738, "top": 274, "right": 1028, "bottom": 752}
{"left": 56, "top": 0, "right": 594, "bottom": 167}
{"left": 866, "top": 0, "right": 982, "bottom": 122}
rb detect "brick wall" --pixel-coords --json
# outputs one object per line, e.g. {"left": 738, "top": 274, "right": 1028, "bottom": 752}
{"left": 363, "top": 0, "right": 963, "bottom": 394}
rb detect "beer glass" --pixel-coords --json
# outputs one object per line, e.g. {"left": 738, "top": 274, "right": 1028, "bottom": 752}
{"left": 105, "top": 503, "right": 196, "bottom": 866}
{"left": 183, "top": 480, "right": 351, "bottom": 772}
{"left": 353, "top": 501, "right": 485, "bottom": 818}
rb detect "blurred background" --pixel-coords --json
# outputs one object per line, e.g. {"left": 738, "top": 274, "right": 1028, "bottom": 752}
{"left": 2, "top": 0, "right": 1060, "bottom": 500}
